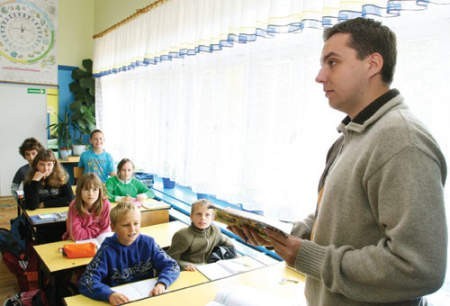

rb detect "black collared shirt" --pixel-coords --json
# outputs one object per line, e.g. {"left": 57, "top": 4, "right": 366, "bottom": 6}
{"left": 342, "top": 89, "right": 400, "bottom": 125}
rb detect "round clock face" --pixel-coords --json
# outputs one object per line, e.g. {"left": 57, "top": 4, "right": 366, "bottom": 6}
{"left": 0, "top": 1, "right": 54, "bottom": 64}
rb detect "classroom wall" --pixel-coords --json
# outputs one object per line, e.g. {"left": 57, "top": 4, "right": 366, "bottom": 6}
{"left": 94, "top": 0, "right": 157, "bottom": 34}
{"left": 57, "top": 0, "right": 95, "bottom": 66}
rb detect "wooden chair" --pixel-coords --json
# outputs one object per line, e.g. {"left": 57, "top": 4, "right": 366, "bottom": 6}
{"left": 73, "top": 166, "right": 83, "bottom": 185}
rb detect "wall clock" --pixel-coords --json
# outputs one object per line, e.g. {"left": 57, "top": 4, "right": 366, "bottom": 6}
{"left": 0, "top": 0, "right": 55, "bottom": 64}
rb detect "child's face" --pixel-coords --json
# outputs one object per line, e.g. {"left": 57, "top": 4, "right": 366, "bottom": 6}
{"left": 112, "top": 209, "right": 141, "bottom": 246}
{"left": 118, "top": 162, "right": 133, "bottom": 181}
{"left": 36, "top": 160, "right": 54, "bottom": 176}
{"left": 24, "top": 149, "right": 38, "bottom": 165}
{"left": 81, "top": 186, "right": 100, "bottom": 210}
{"left": 191, "top": 206, "right": 214, "bottom": 230}
{"left": 90, "top": 132, "right": 104, "bottom": 151}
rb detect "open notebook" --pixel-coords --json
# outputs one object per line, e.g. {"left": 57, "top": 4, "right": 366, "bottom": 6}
{"left": 196, "top": 256, "right": 264, "bottom": 280}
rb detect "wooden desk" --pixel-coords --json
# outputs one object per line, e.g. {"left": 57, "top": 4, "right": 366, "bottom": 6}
{"left": 58, "top": 156, "right": 80, "bottom": 164}
{"left": 24, "top": 206, "right": 68, "bottom": 243}
{"left": 126, "top": 263, "right": 305, "bottom": 306}
{"left": 139, "top": 199, "right": 171, "bottom": 226}
{"left": 33, "top": 220, "right": 187, "bottom": 273}
{"left": 64, "top": 270, "right": 209, "bottom": 306}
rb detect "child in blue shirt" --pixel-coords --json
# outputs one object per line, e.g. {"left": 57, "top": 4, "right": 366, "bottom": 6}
{"left": 78, "top": 129, "right": 115, "bottom": 182}
{"left": 78, "top": 201, "right": 180, "bottom": 305}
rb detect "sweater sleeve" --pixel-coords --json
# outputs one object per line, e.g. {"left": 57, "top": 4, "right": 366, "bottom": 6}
{"left": 43, "top": 183, "right": 74, "bottom": 207}
{"left": 105, "top": 178, "right": 117, "bottom": 202}
{"left": 133, "top": 179, "right": 155, "bottom": 199}
{"left": 166, "top": 230, "right": 192, "bottom": 269}
{"left": 295, "top": 148, "right": 447, "bottom": 303}
{"left": 150, "top": 242, "right": 180, "bottom": 288}
{"left": 78, "top": 246, "right": 114, "bottom": 302}
{"left": 290, "top": 213, "right": 314, "bottom": 239}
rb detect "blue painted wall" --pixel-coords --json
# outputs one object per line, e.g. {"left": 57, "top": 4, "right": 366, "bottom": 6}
{"left": 58, "top": 65, "right": 76, "bottom": 119}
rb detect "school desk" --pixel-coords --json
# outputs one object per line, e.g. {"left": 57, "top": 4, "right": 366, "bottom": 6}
{"left": 33, "top": 220, "right": 187, "bottom": 274}
{"left": 24, "top": 199, "right": 171, "bottom": 243}
{"left": 64, "top": 270, "right": 209, "bottom": 306}
{"left": 24, "top": 206, "right": 68, "bottom": 243}
{"left": 129, "top": 262, "right": 306, "bottom": 306}
{"left": 64, "top": 262, "right": 305, "bottom": 306}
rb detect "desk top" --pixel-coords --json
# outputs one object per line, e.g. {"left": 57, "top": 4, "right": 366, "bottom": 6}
{"left": 123, "top": 263, "right": 304, "bottom": 306}
{"left": 33, "top": 220, "right": 187, "bottom": 273}
{"left": 59, "top": 156, "right": 80, "bottom": 163}
{"left": 24, "top": 199, "right": 170, "bottom": 225}
{"left": 64, "top": 270, "right": 209, "bottom": 306}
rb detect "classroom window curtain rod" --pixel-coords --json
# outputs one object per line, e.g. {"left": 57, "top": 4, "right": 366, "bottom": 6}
{"left": 93, "top": 0, "right": 450, "bottom": 78}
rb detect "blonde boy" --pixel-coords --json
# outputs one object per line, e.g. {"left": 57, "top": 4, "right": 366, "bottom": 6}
{"left": 78, "top": 202, "right": 180, "bottom": 305}
{"left": 167, "top": 199, "right": 235, "bottom": 271}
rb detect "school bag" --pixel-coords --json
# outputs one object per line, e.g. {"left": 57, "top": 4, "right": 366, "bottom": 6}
{"left": 3, "top": 289, "right": 48, "bottom": 306}
{"left": 0, "top": 216, "right": 39, "bottom": 292}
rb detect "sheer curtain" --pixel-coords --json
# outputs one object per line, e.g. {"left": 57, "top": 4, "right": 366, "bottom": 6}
{"left": 95, "top": 1, "right": 449, "bottom": 222}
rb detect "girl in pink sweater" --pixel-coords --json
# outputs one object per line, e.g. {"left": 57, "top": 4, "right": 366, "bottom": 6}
{"left": 63, "top": 173, "right": 111, "bottom": 241}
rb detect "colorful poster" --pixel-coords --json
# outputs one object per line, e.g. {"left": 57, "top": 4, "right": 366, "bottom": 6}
{"left": 0, "top": 0, "right": 57, "bottom": 85}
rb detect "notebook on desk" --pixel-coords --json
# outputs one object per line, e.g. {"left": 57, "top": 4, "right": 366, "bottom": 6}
{"left": 30, "top": 211, "right": 67, "bottom": 224}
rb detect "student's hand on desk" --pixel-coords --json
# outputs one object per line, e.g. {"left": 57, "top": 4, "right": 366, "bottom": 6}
{"left": 266, "top": 228, "right": 301, "bottom": 267}
{"left": 185, "top": 263, "right": 197, "bottom": 271}
{"left": 109, "top": 292, "right": 129, "bottom": 305}
{"left": 151, "top": 282, "right": 166, "bottom": 296}
{"left": 228, "top": 225, "right": 272, "bottom": 247}
{"left": 136, "top": 194, "right": 147, "bottom": 203}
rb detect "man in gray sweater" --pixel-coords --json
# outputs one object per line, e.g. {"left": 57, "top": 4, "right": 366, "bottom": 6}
{"left": 231, "top": 18, "right": 447, "bottom": 306}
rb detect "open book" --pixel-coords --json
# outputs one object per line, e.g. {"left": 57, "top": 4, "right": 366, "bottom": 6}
{"left": 75, "top": 231, "right": 114, "bottom": 248}
{"left": 196, "top": 256, "right": 264, "bottom": 280}
{"left": 212, "top": 206, "right": 293, "bottom": 239}
{"left": 112, "top": 278, "right": 157, "bottom": 302}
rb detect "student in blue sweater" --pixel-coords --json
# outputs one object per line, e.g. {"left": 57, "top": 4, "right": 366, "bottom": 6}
{"left": 78, "top": 201, "right": 180, "bottom": 305}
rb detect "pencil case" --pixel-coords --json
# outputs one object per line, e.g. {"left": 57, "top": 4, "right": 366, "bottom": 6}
{"left": 62, "top": 242, "right": 97, "bottom": 258}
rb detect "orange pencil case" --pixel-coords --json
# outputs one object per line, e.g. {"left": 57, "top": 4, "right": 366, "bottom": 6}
{"left": 62, "top": 242, "right": 97, "bottom": 258}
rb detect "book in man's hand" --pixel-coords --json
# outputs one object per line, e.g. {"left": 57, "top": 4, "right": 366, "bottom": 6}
{"left": 211, "top": 205, "right": 293, "bottom": 239}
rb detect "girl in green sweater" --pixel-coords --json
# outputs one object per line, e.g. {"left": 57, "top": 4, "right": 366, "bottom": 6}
{"left": 105, "top": 158, "right": 155, "bottom": 203}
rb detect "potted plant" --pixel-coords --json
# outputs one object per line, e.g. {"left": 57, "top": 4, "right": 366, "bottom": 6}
{"left": 47, "top": 110, "right": 72, "bottom": 160}
{"left": 69, "top": 58, "right": 96, "bottom": 155}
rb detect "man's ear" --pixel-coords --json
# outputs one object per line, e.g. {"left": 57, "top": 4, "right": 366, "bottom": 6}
{"left": 367, "top": 52, "right": 383, "bottom": 78}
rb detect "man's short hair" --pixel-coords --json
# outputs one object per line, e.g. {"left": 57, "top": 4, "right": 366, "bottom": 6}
{"left": 324, "top": 17, "right": 397, "bottom": 85}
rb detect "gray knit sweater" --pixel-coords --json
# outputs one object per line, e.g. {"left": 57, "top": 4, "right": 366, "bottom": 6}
{"left": 293, "top": 94, "right": 447, "bottom": 306}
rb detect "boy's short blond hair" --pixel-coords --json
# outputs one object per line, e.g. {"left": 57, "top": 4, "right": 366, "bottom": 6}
{"left": 191, "top": 199, "right": 214, "bottom": 215}
{"left": 110, "top": 201, "right": 138, "bottom": 225}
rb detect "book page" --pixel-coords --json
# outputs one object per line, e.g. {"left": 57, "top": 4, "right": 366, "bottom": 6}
{"left": 112, "top": 278, "right": 157, "bottom": 301}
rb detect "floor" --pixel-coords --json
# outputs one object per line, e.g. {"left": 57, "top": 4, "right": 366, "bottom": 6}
{"left": 0, "top": 196, "right": 21, "bottom": 302}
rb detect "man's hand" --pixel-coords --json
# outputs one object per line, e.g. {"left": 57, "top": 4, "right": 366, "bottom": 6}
{"left": 266, "top": 228, "right": 302, "bottom": 267}
{"left": 109, "top": 292, "right": 129, "bottom": 305}
{"left": 228, "top": 225, "right": 272, "bottom": 247}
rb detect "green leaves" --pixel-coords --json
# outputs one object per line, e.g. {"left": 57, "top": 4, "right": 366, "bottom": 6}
{"left": 69, "top": 58, "right": 96, "bottom": 144}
